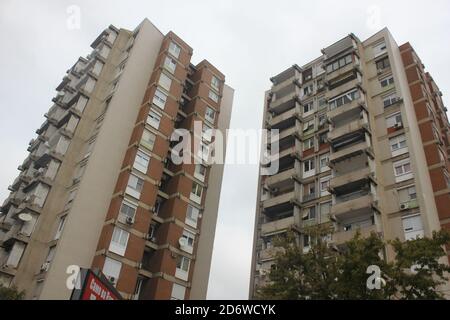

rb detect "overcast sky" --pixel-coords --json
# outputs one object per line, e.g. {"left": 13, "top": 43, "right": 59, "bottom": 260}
{"left": 0, "top": 0, "right": 449, "bottom": 300}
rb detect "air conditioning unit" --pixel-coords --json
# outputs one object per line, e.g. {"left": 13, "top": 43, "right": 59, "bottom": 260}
{"left": 400, "top": 202, "right": 409, "bottom": 211}
{"left": 126, "top": 216, "right": 134, "bottom": 225}
{"left": 40, "top": 262, "right": 50, "bottom": 272}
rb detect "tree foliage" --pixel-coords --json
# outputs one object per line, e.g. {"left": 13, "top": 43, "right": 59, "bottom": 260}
{"left": 257, "top": 228, "right": 450, "bottom": 300}
{"left": 0, "top": 283, "right": 25, "bottom": 300}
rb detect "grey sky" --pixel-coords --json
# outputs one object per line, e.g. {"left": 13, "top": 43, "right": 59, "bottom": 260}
{"left": 0, "top": 0, "right": 449, "bottom": 300}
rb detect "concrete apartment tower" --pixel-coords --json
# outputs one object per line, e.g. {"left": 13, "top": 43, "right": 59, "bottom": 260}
{"left": 0, "top": 18, "right": 234, "bottom": 300}
{"left": 250, "top": 28, "right": 450, "bottom": 297}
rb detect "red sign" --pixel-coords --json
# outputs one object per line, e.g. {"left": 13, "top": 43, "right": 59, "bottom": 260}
{"left": 80, "top": 272, "right": 120, "bottom": 300}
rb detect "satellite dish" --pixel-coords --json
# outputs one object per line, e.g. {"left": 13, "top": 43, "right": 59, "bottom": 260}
{"left": 18, "top": 213, "right": 32, "bottom": 222}
{"left": 178, "top": 237, "right": 187, "bottom": 247}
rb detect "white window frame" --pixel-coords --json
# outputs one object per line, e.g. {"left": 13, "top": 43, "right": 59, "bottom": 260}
{"left": 389, "top": 134, "right": 407, "bottom": 157}
{"left": 158, "top": 73, "right": 172, "bottom": 91}
{"left": 54, "top": 215, "right": 66, "bottom": 240}
{"left": 386, "top": 112, "right": 402, "bottom": 129}
{"left": 109, "top": 227, "right": 130, "bottom": 256}
{"left": 205, "top": 106, "right": 216, "bottom": 124}
{"left": 380, "top": 76, "right": 394, "bottom": 88}
{"left": 163, "top": 56, "right": 177, "bottom": 74}
{"left": 168, "top": 42, "right": 181, "bottom": 59}
{"left": 147, "top": 109, "right": 162, "bottom": 129}
{"left": 186, "top": 205, "right": 200, "bottom": 228}
{"left": 141, "top": 129, "right": 156, "bottom": 151}
{"left": 133, "top": 149, "right": 150, "bottom": 174}
{"left": 103, "top": 257, "right": 122, "bottom": 286}
{"left": 152, "top": 89, "right": 167, "bottom": 109}
{"left": 175, "top": 255, "right": 190, "bottom": 281}
{"left": 126, "top": 174, "right": 144, "bottom": 199}
{"left": 393, "top": 158, "right": 413, "bottom": 182}
{"left": 180, "top": 230, "right": 195, "bottom": 254}
{"left": 208, "top": 90, "right": 219, "bottom": 103}
{"left": 190, "top": 182, "right": 203, "bottom": 204}
{"left": 119, "top": 199, "right": 137, "bottom": 222}
{"left": 194, "top": 164, "right": 207, "bottom": 182}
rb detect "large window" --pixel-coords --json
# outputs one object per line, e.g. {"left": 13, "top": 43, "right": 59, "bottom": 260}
{"left": 147, "top": 109, "right": 162, "bottom": 129}
{"left": 320, "top": 176, "right": 331, "bottom": 196}
{"left": 328, "top": 89, "right": 360, "bottom": 110}
{"left": 168, "top": 42, "right": 181, "bottom": 58}
{"left": 175, "top": 256, "right": 190, "bottom": 281}
{"left": 402, "top": 214, "right": 424, "bottom": 241}
{"left": 158, "top": 73, "right": 172, "bottom": 91}
{"left": 190, "top": 182, "right": 203, "bottom": 204}
{"left": 386, "top": 112, "right": 402, "bottom": 129}
{"left": 141, "top": 129, "right": 156, "bottom": 151}
{"left": 302, "top": 206, "right": 316, "bottom": 221}
{"left": 326, "top": 54, "right": 352, "bottom": 73}
{"left": 186, "top": 205, "right": 200, "bottom": 228}
{"left": 376, "top": 57, "right": 390, "bottom": 71}
{"left": 304, "top": 158, "right": 315, "bottom": 173}
{"left": 152, "top": 89, "right": 167, "bottom": 109}
{"left": 171, "top": 283, "right": 186, "bottom": 300}
{"left": 208, "top": 90, "right": 219, "bottom": 103}
{"left": 380, "top": 76, "right": 394, "bottom": 88}
{"left": 103, "top": 257, "right": 122, "bottom": 286}
{"left": 319, "top": 153, "right": 330, "bottom": 172}
{"left": 126, "top": 174, "right": 144, "bottom": 199}
{"left": 205, "top": 106, "right": 216, "bottom": 124}
{"left": 373, "top": 41, "right": 387, "bottom": 58}
{"left": 180, "top": 230, "right": 195, "bottom": 254}
{"left": 164, "top": 56, "right": 177, "bottom": 74}
{"left": 194, "top": 164, "right": 207, "bottom": 182}
{"left": 303, "top": 137, "right": 314, "bottom": 150}
{"left": 303, "top": 101, "right": 314, "bottom": 114}
{"left": 211, "top": 76, "right": 220, "bottom": 91}
{"left": 393, "top": 158, "right": 413, "bottom": 183}
{"left": 383, "top": 92, "right": 399, "bottom": 108}
{"left": 134, "top": 150, "right": 150, "bottom": 174}
{"left": 120, "top": 200, "right": 137, "bottom": 221}
{"left": 389, "top": 134, "right": 407, "bottom": 156}
{"left": 109, "top": 227, "right": 129, "bottom": 256}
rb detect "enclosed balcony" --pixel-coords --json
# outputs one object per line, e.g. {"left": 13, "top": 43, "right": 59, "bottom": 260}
{"left": 326, "top": 74, "right": 362, "bottom": 102}
{"left": 270, "top": 65, "right": 302, "bottom": 92}
{"left": 325, "top": 58, "right": 361, "bottom": 83}
{"left": 328, "top": 95, "right": 365, "bottom": 121}
{"left": 328, "top": 118, "right": 368, "bottom": 142}
{"left": 269, "top": 92, "right": 300, "bottom": 114}
{"left": 261, "top": 215, "right": 295, "bottom": 236}
{"left": 329, "top": 140, "right": 371, "bottom": 163}
{"left": 267, "top": 105, "right": 301, "bottom": 131}
{"left": 332, "top": 192, "right": 375, "bottom": 220}
{"left": 330, "top": 167, "right": 372, "bottom": 192}
{"left": 331, "top": 224, "right": 377, "bottom": 245}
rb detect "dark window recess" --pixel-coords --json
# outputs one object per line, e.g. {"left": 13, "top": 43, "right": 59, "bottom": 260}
{"left": 376, "top": 57, "right": 390, "bottom": 71}
{"left": 302, "top": 68, "right": 313, "bottom": 82}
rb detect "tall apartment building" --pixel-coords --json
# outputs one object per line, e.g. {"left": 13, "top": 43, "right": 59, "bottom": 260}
{"left": 250, "top": 28, "right": 450, "bottom": 297}
{"left": 0, "top": 18, "right": 234, "bottom": 300}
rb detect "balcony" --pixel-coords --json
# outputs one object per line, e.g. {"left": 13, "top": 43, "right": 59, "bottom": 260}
{"left": 329, "top": 141, "right": 370, "bottom": 163}
{"left": 328, "top": 96, "right": 365, "bottom": 120}
{"left": 271, "top": 126, "right": 298, "bottom": 143}
{"left": 328, "top": 118, "right": 368, "bottom": 142}
{"left": 330, "top": 167, "right": 371, "bottom": 191}
{"left": 331, "top": 194, "right": 374, "bottom": 219}
{"left": 269, "top": 92, "right": 299, "bottom": 114}
{"left": 326, "top": 76, "right": 362, "bottom": 102}
{"left": 331, "top": 224, "right": 377, "bottom": 245}
{"left": 267, "top": 105, "right": 301, "bottom": 129}
{"left": 266, "top": 168, "right": 297, "bottom": 188}
{"left": 325, "top": 61, "right": 360, "bottom": 83}
{"left": 259, "top": 247, "right": 283, "bottom": 261}
{"left": 261, "top": 216, "right": 295, "bottom": 235}
{"left": 262, "top": 191, "right": 296, "bottom": 210}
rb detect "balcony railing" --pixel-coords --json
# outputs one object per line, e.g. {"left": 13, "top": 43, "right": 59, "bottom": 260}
{"left": 329, "top": 141, "right": 369, "bottom": 163}
{"left": 261, "top": 216, "right": 295, "bottom": 235}
{"left": 331, "top": 224, "right": 377, "bottom": 244}
{"left": 262, "top": 191, "right": 296, "bottom": 209}
{"left": 330, "top": 167, "right": 371, "bottom": 190}
{"left": 332, "top": 193, "right": 374, "bottom": 218}
{"left": 266, "top": 168, "right": 297, "bottom": 187}
{"left": 328, "top": 118, "right": 368, "bottom": 141}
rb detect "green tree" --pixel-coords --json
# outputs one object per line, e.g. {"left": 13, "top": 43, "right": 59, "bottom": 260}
{"left": 0, "top": 284, "right": 25, "bottom": 300}
{"left": 257, "top": 228, "right": 450, "bottom": 300}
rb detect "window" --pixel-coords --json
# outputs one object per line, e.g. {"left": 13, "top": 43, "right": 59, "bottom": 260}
{"left": 389, "top": 134, "right": 407, "bottom": 156}
{"left": 198, "top": 143, "right": 210, "bottom": 161}
{"left": 386, "top": 112, "right": 402, "bottom": 129}
{"left": 152, "top": 89, "right": 167, "bottom": 109}
{"left": 320, "top": 177, "right": 330, "bottom": 195}
{"left": 158, "top": 73, "right": 172, "bottom": 91}
{"left": 305, "top": 182, "right": 315, "bottom": 197}
{"left": 168, "top": 42, "right": 181, "bottom": 58}
{"left": 103, "top": 257, "right": 122, "bottom": 285}
{"left": 402, "top": 215, "right": 424, "bottom": 241}
{"left": 303, "top": 119, "right": 314, "bottom": 132}
{"left": 141, "top": 129, "right": 156, "bottom": 151}
{"left": 318, "top": 96, "right": 327, "bottom": 109}
{"left": 320, "top": 202, "right": 331, "bottom": 222}
{"left": 393, "top": 158, "right": 413, "bottom": 182}
{"left": 326, "top": 54, "right": 353, "bottom": 73}
{"left": 303, "top": 84, "right": 313, "bottom": 96}
{"left": 45, "top": 246, "right": 56, "bottom": 263}
{"left": 205, "top": 106, "right": 216, "bottom": 124}
{"left": 383, "top": 93, "right": 399, "bottom": 107}
{"left": 380, "top": 76, "right": 394, "bottom": 87}
{"left": 304, "top": 158, "right": 315, "bottom": 174}
{"left": 319, "top": 132, "right": 327, "bottom": 145}
{"left": 303, "top": 234, "right": 311, "bottom": 248}
{"left": 164, "top": 56, "right": 177, "bottom": 74}
{"left": 211, "top": 76, "right": 220, "bottom": 91}
{"left": 126, "top": 174, "right": 144, "bottom": 199}
{"left": 186, "top": 205, "right": 200, "bottom": 228}
{"left": 109, "top": 227, "right": 129, "bottom": 256}
{"left": 318, "top": 114, "right": 327, "bottom": 127}
{"left": 190, "top": 182, "right": 203, "bottom": 204}
{"left": 208, "top": 90, "right": 219, "bottom": 103}
{"left": 303, "top": 101, "right": 313, "bottom": 114}
{"left": 175, "top": 256, "right": 190, "bottom": 281}
{"left": 328, "top": 89, "right": 360, "bottom": 109}
{"left": 194, "top": 164, "right": 207, "bottom": 181}
{"left": 376, "top": 57, "right": 390, "bottom": 71}
{"left": 134, "top": 150, "right": 150, "bottom": 173}
{"left": 147, "top": 109, "right": 162, "bottom": 129}
{"left": 180, "top": 230, "right": 195, "bottom": 254}
{"left": 302, "top": 206, "right": 316, "bottom": 221}
{"left": 319, "top": 153, "right": 330, "bottom": 172}
{"left": 303, "top": 138, "right": 314, "bottom": 150}
{"left": 120, "top": 200, "right": 137, "bottom": 221}
{"left": 171, "top": 283, "right": 186, "bottom": 300}
{"left": 54, "top": 215, "right": 66, "bottom": 240}
{"left": 398, "top": 185, "right": 417, "bottom": 205}
{"left": 202, "top": 123, "right": 213, "bottom": 142}
{"left": 373, "top": 41, "right": 387, "bottom": 58}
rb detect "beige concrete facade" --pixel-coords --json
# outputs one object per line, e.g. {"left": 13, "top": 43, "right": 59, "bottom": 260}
{"left": 0, "top": 18, "right": 233, "bottom": 300}
{"left": 250, "top": 28, "right": 449, "bottom": 298}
